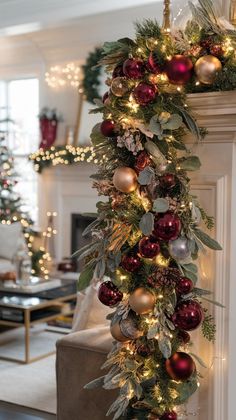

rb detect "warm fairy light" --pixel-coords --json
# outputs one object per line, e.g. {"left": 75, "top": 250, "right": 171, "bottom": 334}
{"left": 195, "top": 81, "right": 200, "bottom": 86}
{"left": 45, "top": 62, "right": 82, "bottom": 89}
{"left": 155, "top": 253, "right": 170, "bottom": 267}
{"left": 127, "top": 94, "right": 140, "bottom": 113}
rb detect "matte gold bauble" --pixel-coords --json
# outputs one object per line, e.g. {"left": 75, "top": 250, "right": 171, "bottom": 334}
{"left": 129, "top": 287, "right": 156, "bottom": 315}
{"left": 113, "top": 167, "right": 138, "bottom": 193}
{"left": 194, "top": 55, "right": 222, "bottom": 85}
{"left": 110, "top": 322, "right": 130, "bottom": 342}
{"left": 111, "top": 77, "right": 129, "bottom": 97}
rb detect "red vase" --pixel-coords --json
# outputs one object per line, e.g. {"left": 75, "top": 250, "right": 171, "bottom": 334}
{"left": 39, "top": 118, "right": 58, "bottom": 149}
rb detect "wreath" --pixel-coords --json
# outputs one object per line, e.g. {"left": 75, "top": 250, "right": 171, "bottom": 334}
{"left": 82, "top": 47, "right": 104, "bottom": 104}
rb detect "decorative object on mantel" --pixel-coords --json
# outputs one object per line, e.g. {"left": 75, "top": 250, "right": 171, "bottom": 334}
{"left": 74, "top": 0, "right": 236, "bottom": 418}
{"left": 29, "top": 145, "right": 96, "bottom": 173}
{"left": 39, "top": 107, "right": 63, "bottom": 150}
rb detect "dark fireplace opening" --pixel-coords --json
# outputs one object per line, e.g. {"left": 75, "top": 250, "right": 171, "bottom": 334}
{"left": 71, "top": 213, "right": 96, "bottom": 271}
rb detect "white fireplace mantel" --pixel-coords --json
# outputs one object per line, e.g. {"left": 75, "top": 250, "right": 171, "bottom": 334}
{"left": 38, "top": 91, "right": 236, "bottom": 420}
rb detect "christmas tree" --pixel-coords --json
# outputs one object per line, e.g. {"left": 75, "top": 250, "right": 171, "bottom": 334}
{"left": 77, "top": 1, "right": 235, "bottom": 418}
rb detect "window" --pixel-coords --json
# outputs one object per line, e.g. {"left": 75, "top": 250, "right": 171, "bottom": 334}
{"left": 0, "top": 78, "right": 39, "bottom": 222}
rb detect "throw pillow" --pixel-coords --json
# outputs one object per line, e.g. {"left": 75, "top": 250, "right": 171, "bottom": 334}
{"left": 0, "top": 222, "right": 22, "bottom": 260}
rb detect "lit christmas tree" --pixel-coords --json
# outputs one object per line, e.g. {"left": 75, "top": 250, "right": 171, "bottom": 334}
{"left": 76, "top": 1, "right": 235, "bottom": 418}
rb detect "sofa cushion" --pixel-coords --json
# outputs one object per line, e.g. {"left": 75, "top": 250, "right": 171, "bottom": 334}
{"left": 57, "top": 325, "right": 112, "bottom": 354}
{"left": 0, "top": 222, "right": 22, "bottom": 260}
{"left": 0, "top": 258, "right": 15, "bottom": 273}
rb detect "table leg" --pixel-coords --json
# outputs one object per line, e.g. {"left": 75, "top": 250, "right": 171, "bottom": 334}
{"left": 24, "top": 309, "right": 30, "bottom": 363}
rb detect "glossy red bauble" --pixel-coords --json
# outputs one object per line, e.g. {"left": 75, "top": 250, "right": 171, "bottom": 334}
{"left": 160, "top": 412, "right": 178, "bottom": 420}
{"left": 112, "top": 64, "right": 125, "bottom": 78}
{"left": 159, "top": 173, "right": 176, "bottom": 190}
{"left": 123, "top": 58, "right": 145, "bottom": 79}
{"left": 176, "top": 277, "right": 194, "bottom": 295}
{"left": 134, "top": 151, "right": 151, "bottom": 173}
{"left": 133, "top": 82, "right": 157, "bottom": 105}
{"left": 153, "top": 212, "right": 181, "bottom": 241}
{"left": 98, "top": 281, "right": 123, "bottom": 307}
{"left": 172, "top": 300, "right": 203, "bottom": 331}
{"left": 166, "top": 352, "right": 196, "bottom": 381}
{"left": 121, "top": 253, "right": 142, "bottom": 273}
{"left": 147, "top": 52, "right": 161, "bottom": 74}
{"left": 139, "top": 236, "right": 160, "bottom": 259}
{"left": 100, "top": 120, "right": 116, "bottom": 137}
{"left": 165, "top": 55, "right": 193, "bottom": 85}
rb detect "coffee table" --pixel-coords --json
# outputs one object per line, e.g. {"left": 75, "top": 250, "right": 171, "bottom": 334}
{"left": 0, "top": 281, "right": 77, "bottom": 364}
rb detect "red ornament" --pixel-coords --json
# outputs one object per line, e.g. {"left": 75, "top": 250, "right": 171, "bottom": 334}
{"left": 100, "top": 120, "right": 116, "bottom": 137}
{"left": 166, "top": 352, "right": 196, "bottom": 381}
{"left": 139, "top": 236, "right": 160, "bottom": 259}
{"left": 134, "top": 151, "right": 151, "bottom": 173}
{"left": 147, "top": 52, "right": 161, "bottom": 74}
{"left": 137, "top": 344, "right": 152, "bottom": 357}
{"left": 165, "top": 55, "right": 193, "bottom": 85}
{"left": 153, "top": 212, "right": 181, "bottom": 241}
{"left": 177, "top": 330, "right": 191, "bottom": 345}
{"left": 112, "top": 64, "right": 125, "bottom": 78}
{"left": 121, "top": 253, "right": 142, "bottom": 273}
{"left": 102, "top": 91, "right": 110, "bottom": 104}
{"left": 133, "top": 82, "right": 157, "bottom": 105}
{"left": 123, "top": 58, "right": 145, "bottom": 79}
{"left": 172, "top": 300, "right": 203, "bottom": 331}
{"left": 160, "top": 412, "right": 178, "bottom": 420}
{"left": 209, "top": 44, "right": 224, "bottom": 58}
{"left": 159, "top": 173, "right": 177, "bottom": 190}
{"left": 98, "top": 281, "right": 123, "bottom": 307}
{"left": 176, "top": 277, "right": 193, "bottom": 295}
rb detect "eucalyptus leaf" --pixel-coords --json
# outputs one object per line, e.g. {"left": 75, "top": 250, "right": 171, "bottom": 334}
{"left": 189, "top": 352, "right": 208, "bottom": 368}
{"left": 149, "top": 116, "right": 162, "bottom": 136}
{"left": 194, "top": 287, "right": 212, "bottom": 296}
{"left": 201, "top": 296, "right": 225, "bottom": 308}
{"left": 147, "top": 323, "right": 159, "bottom": 339}
{"left": 139, "top": 212, "right": 154, "bottom": 235}
{"left": 94, "top": 258, "right": 106, "bottom": 280}
{"left": 158, "top": 335, "right": 172, "bottom": 359}
{"left": 82, "top": 218, "right": 100, "bottom": 237}
{"left": 194, "top": 228, "right": 222, "bottom": 250}
{"left": 174, "top": 379, "right": 198, "bottom": 404}
{"left": 84, "top": 376, "right": 105, "bottom": 389}
{"left": 138, "top": 167, "right": 155, "bottom": 185}
{"left": 179, "top": 156, "right": 201, "bottom": 171}
{"left": 153, "top": 198, "right": 169, "bottom": 213}
{"left": 172, "top": 104, "right": 201, "bottom": 140}
{"left": 145, "top": 141, "right": 166, "bottom": 167}
{"left": 182, "top": 263, "right": 198, "bottom": 273}
{"left": 162, "top": 114, "right": 183, "bottom": 130}
{"left": 77, "top": 266, "right": 94, "bottom": 291}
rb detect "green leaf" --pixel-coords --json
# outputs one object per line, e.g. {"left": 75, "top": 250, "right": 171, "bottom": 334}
{"left": 201, "top": 296, "right": 225, "bottom": 308}
{"left": 182, "top": 263, "right": 198, "bottom": 273}
{"left": 179, "top": 156, "right": 201, "bottom": 171}
{"left": 194, "top": 228, "right": 222, "bottom": 250}
{"left": 138, "top": 167, "right": 155, "bottom": 185}
{"left": 172, "top": 104, "right": 201, "bottom": 140}
{"left": 174, "top": 378, "right": 198, "bottom": 404}
{"left": 139, "top": 212, "right": 154, "bottom": 235}
{"left": 144, "top": 141, "right": 166, "bottom": 167}
{"left": 149, "top": 116, "right": 162, "bottom": 136}
{"left": 189, "top": 352, "right": 208, "bottom": 368}
{"left": 194, "top": 287, "right": 212, "bottom": 296}
{"left": 162, "top": 114, "right": 183, "bottom": 130}
{"left": 153, "top": 198, "right": 169, "bottom": 213}
{"left": 84, "top": 376, "right": 105, "bottom": 389}
{"left": 158, "top": 335, "right": 172, "bottom": 359}
{"left": 77, "top": 266, "right": 94, "bottom": 291}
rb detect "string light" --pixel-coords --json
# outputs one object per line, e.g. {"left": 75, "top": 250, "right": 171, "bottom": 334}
{"left": 45, "top": 62, "right": 82, "bottom": 89}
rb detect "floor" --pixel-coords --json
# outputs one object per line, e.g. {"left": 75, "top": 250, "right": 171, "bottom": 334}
{"left": 0, "top": 402, "right": 56, "bottom": 420}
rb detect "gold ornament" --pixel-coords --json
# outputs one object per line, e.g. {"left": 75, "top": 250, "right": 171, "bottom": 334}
{"left": 194, "top": 55, "right": 222, "bottom": 85}
{"left": 113, "top": 167, "right": 138, "bottom": 193}
{"left": 129, "top": 287, "right": 156, "bottom": 315}
{"left": 111, "top": 77, "right": 129, "bottom": 97}
{"left": 110, "top": 322, "right": 130, "bottom": 342}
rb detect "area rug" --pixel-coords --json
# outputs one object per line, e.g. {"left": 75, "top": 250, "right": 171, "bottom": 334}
{"left": 0, "top": 328, "right": 62, "bottom": 414}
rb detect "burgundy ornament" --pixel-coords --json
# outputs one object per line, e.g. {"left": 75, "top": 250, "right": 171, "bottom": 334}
{"left": 137, "top": 344, "right": 152, "bottom": 357}
{"left": 123, "top": 58, "right": 145, "bottom": 79}
{"left": 165, "top": 55, "right": 193, "bottom": 85}
{"left": 139, "top": 236, "right": 160, "bottom": 259}
{"left": 112, "top": 64, "right": 125, "bottom": 78}
{"left": 178, "top": 330, "right": 191, "bottom": 345}
{"left": 159, "top": 173, "right": 177, "bottom": 190}
{"left": 121, "top": 253, "right": 142, "bottom": 273}
{"left": 133, "top": 82, "right": 157, "bottom": 105}
{"left": 176, "top": 277, "right": 193, "bottom": 295}
{"left": 153, "top": 212, "right": 181, "bottom": 241}
{"left": 98, "top": 281, "right": 123, "bottom": 307}
{"left": 172, "top": 300, "right": 204, "bottom": 331}
{"left": 166, "top": 352, "right": 196, "bottom": 381}
{"left": 134, "top": 151, "right": 151, "bottom": 173}
{"left": 209, "top": 44, "right": 224, "bottom": 58}
{"left": 147, "top": 52, "right": 161, "bottom": 74}
{"left": 102, "top": 91, "right": 110, "bottom": 104}
{"left": 100, "top": 120, "right": 116, "bottom": 137}
{"left": 160, "top": 412, "right": 178, "bottom": 420}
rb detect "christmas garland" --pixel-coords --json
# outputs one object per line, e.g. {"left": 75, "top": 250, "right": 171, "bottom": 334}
{"left": 75, "top": 1, "right": 234, "bottom": 418}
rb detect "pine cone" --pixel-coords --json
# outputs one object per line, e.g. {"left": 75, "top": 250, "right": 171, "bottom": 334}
{"left": 148, "top": 267, "right": 181, "bottom": 289}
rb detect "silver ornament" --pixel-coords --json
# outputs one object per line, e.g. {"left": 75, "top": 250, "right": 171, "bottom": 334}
{"left": 169, "top": 236, "right": 191, "bottom": 261}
